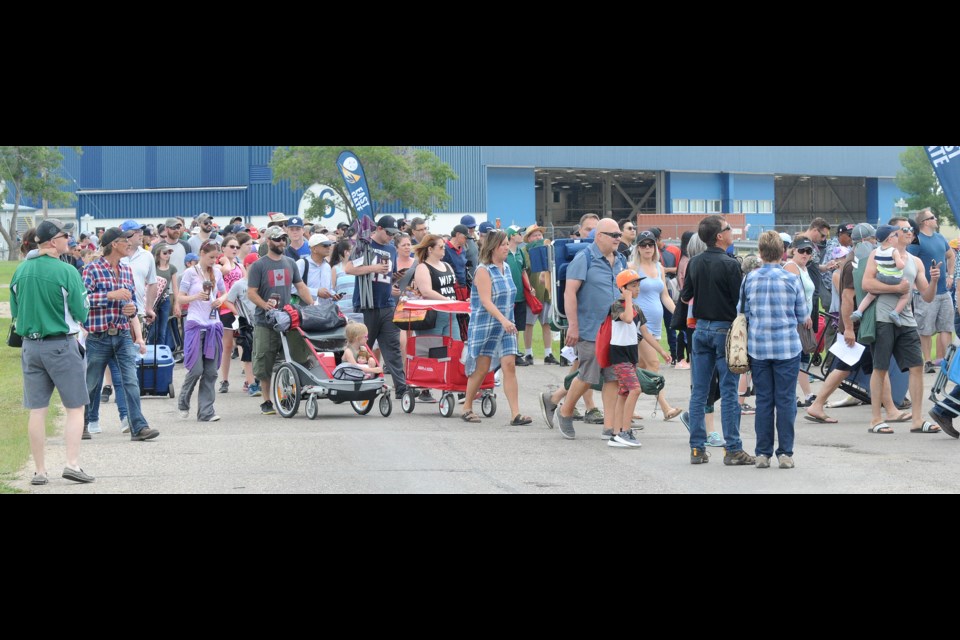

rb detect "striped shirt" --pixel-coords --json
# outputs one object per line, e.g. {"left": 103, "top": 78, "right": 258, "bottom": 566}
{"left": 738, "top": 264, "right": 808, "bottom": 361}
{"left": 82, "top": 257, "right": 136, "bottom": 333}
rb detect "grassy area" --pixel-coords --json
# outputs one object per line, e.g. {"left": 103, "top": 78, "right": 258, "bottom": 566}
{"left": 0, "top": 262, "right": 58, "bottom": 493}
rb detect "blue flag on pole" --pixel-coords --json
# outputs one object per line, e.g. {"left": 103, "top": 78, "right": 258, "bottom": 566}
{"left": 337, "top": 150, "right": 374, "bottom": 222}
{"left": 925, "top": 146, "right": 960, "bottom": 226}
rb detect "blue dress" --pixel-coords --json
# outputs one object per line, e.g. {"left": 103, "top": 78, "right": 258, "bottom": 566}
{"left": 465, "top": 262, "right": 518, "bottom": 375}
{"left": 636, "top": 262, "right": 665, "bottom": 339}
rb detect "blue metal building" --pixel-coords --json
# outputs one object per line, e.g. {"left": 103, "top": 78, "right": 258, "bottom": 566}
{"left": 9, "top": 146, "right": 910, "bottom": 234}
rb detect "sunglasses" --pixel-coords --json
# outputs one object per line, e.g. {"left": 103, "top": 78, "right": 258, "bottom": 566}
{"left": 271, "top": 236, "right": 289, "bottom": 242}
{"left": 721, "top": 226, "right": 732, "bottom": 233}
{"left": 53, "top": 233, "right": 68, "bottom": 241}
{"left": 796, "top": 248, "right": 814, "bottom": 255}
{"left": 225, "top": 244, "right": 240, "bottom": 249}
{"left": 920, "top": 217, "right": 936, "bottom": 223}
{"left": 600, "top": 232, "right": 623, "bottom": 239}
{"left": 639, "top": 241, "right": 655, "bottom": 248}
{"left": 162, "top": 250, "right": 174, "bottom": 255}
{"left": 898, "top": 226, "right": 913, "bottom": 233}
{"left": 169, "top": 224, "right": 183, "bottom": 230}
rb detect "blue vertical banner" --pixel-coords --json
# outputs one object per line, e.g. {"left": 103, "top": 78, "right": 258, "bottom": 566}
{"left": 337, "top": 150, "right": 374, "bottom": 221}
{"left": 925, "top": 146, "right": 960, "bottom": 226}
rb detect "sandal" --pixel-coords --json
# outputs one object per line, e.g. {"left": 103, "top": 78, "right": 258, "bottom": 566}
{"left": 663, "top": 407, "right": 683, "bottom": 422}
{"left": 910, "top": 421, "right": 941, "bottom": 434}
{"left": 887, "top": 411, "right": 912, "bottom": 423}
{"left": 460, "top": 411, "right": 481, "bottom": 424}
{"left": 868, "top": 422, "right": 894, "bottom": 434}
{"left": 511, "top": 414, "right": 533, "bottom": 426}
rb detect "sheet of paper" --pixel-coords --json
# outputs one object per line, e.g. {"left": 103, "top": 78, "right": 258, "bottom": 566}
{"left": 828, "top": 336, "right": 865, "bottom": 366}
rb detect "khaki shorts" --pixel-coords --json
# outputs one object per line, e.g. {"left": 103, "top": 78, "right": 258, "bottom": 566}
{"left": 576, "top": 340, "right": 618, "bottom": 386}
{"left": 22, "top": 336, "right": 89, "bottom": 409}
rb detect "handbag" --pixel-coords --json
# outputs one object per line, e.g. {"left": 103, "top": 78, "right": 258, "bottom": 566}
{"left": 8, "top": 322, "right": 23, "bottom": 348}
{"left": 522, "top": 272, "right": 544, "bottom": 315}
{"left": 393, "top": 301, "right": 437, "bottom": 331}
{"left": 726, "top": 282, "right": 750, "bottom": 374}
{"left": 798, "top": 323, "right": 818, "bottom": 355}
{"left": 636, "top": 368, "right": 666, "bottom": 396}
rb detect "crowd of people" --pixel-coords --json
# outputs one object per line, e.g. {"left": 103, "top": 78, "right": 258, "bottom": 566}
{"left": 12, "top": 207, "right": 960, "bottom": 486}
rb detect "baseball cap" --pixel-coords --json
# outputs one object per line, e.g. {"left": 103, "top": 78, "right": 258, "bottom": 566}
{"left": 197, "top": 213, "right": 213, "bottom": 224}
{"left": 164, "top": 218, "right": 182, "bottom": 228}
{"left": 309, "top": 234, "right": 335, "bottom": 248}
{"left": 35, "top": 219, "right": 76, "bottom": 243}
{"left": 337, "top": 222, "right": 350, "bottom": 231}
{"left": 792, "top": 238, "right": 815, "bottom": 252}
{"left": 637, "top": 230, "right": 657, "bottom": 245}
{"left": 478, "top": 221, "right": 495, "bottom": 235}
{"left": 460, "top": 215, "right": 477, "bottom": 228}
{"left": 267, "top": 212, "right": 288, "bottom": 226}
{"left": 506, "top": 225, "right": 522, "bottom": 238}
{"left": 616, "top": 269, "right": 644, "bottom": 289}
{"left": 287, "top": 216, "right": 305, "bottom": 228}
{"left": 265, "top": 226, "right": 288, "bottom": 241}
{"left": 837, "top": 222, "right": 855, "bottom": 236}
{"left": 99, "top": 227, "right": 131, "bottom": 247}
{"left": 876, "top": 224, "right": 898, "bottom": 244}
{"left": 377, "top": 215, "right": 400, "bottom": 235}
{"left": 120, "top": 220, "right": 141, "bottom": 233}
{"left": 184, "top": 252, "right": 200, "bottom": 264}
{"left": 244, "top": 252, "right": 260, "bottom": 268}
{"left": 851, "top": 222, "right": 876, "bottom": 243}
{"left": 779, "top": 232, "right": 794, "bottom": 246}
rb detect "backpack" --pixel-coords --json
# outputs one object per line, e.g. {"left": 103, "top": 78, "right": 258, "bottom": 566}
{"left": 596, "top": 314, "right": 613, "bottom": 369}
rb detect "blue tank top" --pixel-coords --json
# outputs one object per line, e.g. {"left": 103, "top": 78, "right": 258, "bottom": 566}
{"left": 636, "top": 262, "right": 664, "bottom": 337}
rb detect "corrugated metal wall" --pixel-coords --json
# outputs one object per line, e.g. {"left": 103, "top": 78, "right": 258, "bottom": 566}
{"left": 78, "top": 189, "right": 248, "bottom": 220}
{"left": 418, "top": 146, "right": 484, "bottom": 212}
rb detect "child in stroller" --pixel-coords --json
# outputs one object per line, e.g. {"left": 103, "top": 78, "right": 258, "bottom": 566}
{"left": 342, "top": 323, "right": 383, "bottom": 379}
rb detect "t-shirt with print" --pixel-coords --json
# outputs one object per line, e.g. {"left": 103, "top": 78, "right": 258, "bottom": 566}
{"left": 247, "top": 255, "right": 303, "bottom": 327}
{"left": 609, "top": 299, "right": 645, "bottom": 366}
{"left": 351, "top": 239, "right": 398, "bottom": 311}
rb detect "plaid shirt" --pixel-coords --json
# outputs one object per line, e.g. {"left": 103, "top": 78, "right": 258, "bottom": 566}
{"left": 82, "top": 257, "right": 135, "bottom": 333}
{"left": 738, "top": 264, "right": 808, "bottom": 361}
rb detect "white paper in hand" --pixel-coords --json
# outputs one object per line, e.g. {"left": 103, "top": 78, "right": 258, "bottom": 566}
{"left": 829, "top": 336, "right": 865, "bottom": 367}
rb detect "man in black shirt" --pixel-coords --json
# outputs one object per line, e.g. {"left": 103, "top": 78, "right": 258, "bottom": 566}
{"left": 679, "top": 215, "right": 754, "bottom": 467}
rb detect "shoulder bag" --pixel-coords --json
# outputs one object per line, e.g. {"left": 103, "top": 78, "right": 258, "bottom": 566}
{"left": 726, "top": 281, "right": 750, "bottom": 374}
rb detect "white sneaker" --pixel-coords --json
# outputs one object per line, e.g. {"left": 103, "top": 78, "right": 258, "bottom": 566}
{"left": 178, "top": 409, "right": 189, "bottom": 419}
{"left": 204, "top": 415, "right": 222, "bottom": 422}
{"left": 120, "top": 417, "right": 130, "bottom": 434}
{"left": 87, "top": 421, "right": 102, "bottom": 434}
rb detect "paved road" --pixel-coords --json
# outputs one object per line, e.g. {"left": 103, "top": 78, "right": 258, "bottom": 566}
{"left": 15, "top": 354, "right": 960, "bottom": 493}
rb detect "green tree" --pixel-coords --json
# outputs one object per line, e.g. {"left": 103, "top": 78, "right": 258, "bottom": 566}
{"left": 270, "top": 146, "right": 458, "bottom": 221}
{"left": 0, "top": 146, "right": 81, "bottom": 260}
{"left": 896, "top": 145, "right": 953, "bottom": 222}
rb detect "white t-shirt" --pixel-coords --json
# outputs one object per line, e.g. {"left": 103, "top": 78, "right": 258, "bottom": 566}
{"left": 298, "top": 255, "right": 332, "bottom": 297}
{"left": 121, "top": 247, "right": 158, "bottom": 315}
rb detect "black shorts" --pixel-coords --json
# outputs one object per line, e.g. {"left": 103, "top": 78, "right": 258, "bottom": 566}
{"left": 871, "top": 323, "right": 924, "bottom": 372}
{"left": 834, "top": 343, "right": 874, "bottom": 376}
{"left": 513, "top": 301, "right": 527, "bottom": 329}
{"left": 220, "top": 312, "right": 237, "bottom": 331}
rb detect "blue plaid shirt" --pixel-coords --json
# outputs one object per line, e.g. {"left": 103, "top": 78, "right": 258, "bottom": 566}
{"left": 738, "top": 264, "right": 808, "bottom": 361}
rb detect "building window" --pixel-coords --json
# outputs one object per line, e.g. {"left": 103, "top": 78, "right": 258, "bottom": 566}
{"left": 672, "top": 199, "right": 689, "bottom": 213}
{"left": 758, "top": 200, "right": 773, "bottom": 214}
{"left": 690, "top": 199, "right": 706, "bottom": 214}
{"left": 742, "top": 200, "right": 757, "bottom": 214}
{"left": 708, "top": 199, "right": 722, "bottom": 213}
{"left": 732, "top": 200, "right": 741, "bottom": 213}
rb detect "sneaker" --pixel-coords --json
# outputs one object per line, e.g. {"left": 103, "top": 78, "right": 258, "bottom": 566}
{"left": 544, "top": 353, "right": 559, "bottom": 365}
{"left": 418, "top": 390, "right": 438, "bottom": 403}
{"left": 248, "top": 383, "right": 262, "bottom": 398}
{"left": 100, "top": 385, "right": 112, "bottom": 404}
{"left": 756, "top": 455, "right": 771, "bottom": 469}
{"left": 778, "top": 455, "right": 795, "bottom": 469}
{"left": 178, "top": 409, "right": 189, "bottom": 419}
{"left": 608, "top": 437, "right": 631, "bottom": 448}
{"left": 723, "top": 450, "right": 756, "bottom": 466}
{"left": 524, "top": 354, "right": 534, "bottom": 366}
{"left": 31, "top": 473, "right": 48, "bottom": 486}
{"left": 690, "top": 448, "right": 710, "bottom": 464}
{"left": 739, "top": 403, "right": 756, "bottom": 415}
{"left": 924, "top": 361, "right": 936, "bottom": 374}
{"left": 120, "top": 417, "right": 130, "bottom": 434}
{"left": 81, "top": 427, "right": 91, "bottom": 440}
{"left": 540, "top": 392, "right": 558, "bottom": 429}
{"left": 584, "top": 408, "right": 605, "bottom": 424}
{"left": 888, "top": 311, "right": 903, "bottom": 327}
{"left": 87, "top": 421, "right": 102, "bottom": 435}
{"left": 570, "top": 407, "right": 584, "bottom": 421}
{"left": 601, "top": 428, "right": 614, "bottom": 440}
{"left": 62, "top": 467, "right": 95, "bottom": 483}
{"left": 219, "top": 380, "right": 230, "bottom": 394}
{"left": 680, "top": 411, "right": 691, "bottom": 433}
{"left": 515, "top": 354, "right": 530, "bottom": 367}
{"left": 556, "top": 409, "right": 576, "bottom": 440}
{"left": 705, "top": 432, "right": 726, "bottom": 447}
{"left": 559, "top": 357, "right": 571, "bottom": 367}
{"left": 675, "top": 359, "right": 690, "bottom": 370}
{"left": 202, "top": 415, "right": 222, "bottom": 423}
{"left": 260, "top": 402, "right": 276, "bottom": 416}
{"left": 614, "top": 430, "right": 642, "bottom": 448}
{"left": 130, "top": 427, "right": 160, "bottom": 441}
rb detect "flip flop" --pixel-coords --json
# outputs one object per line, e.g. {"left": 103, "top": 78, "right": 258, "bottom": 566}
{"left": 460, "top": 411, "right": 481, "bottom": 424}
{"left": 663, "top": 408, "right": 683, "bottom": 422}
{"left": 804, "top": 414, "right": 838, "bottom": 424}
{"left": 887, "top": 412, "right": 912, "bottom": 423}
{"left": 868, "top": 423, "right": 894, "bottom": 434}
{"left": 910, "top": 421, "right": 941, "bottom": 434}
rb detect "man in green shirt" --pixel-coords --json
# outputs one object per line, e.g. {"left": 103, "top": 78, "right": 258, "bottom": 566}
{"left": 505, "top": 226, "right": 529, "bottom": 366}
{"left": 10, "top": 219, "right": 94, "bottom": 485}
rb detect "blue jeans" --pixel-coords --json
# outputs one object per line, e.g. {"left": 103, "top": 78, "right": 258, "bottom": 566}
{"left": 751, "top": 355, "right": 801, "bottom": 458}
{"left": 933, "top": 384, "right": 960, "bottom": 418}
{"left": 84, "top": 330, "right": 150, "bottom": 436}
{"left": 86, "top": 358, "right": 129, "bottom": 423}
{"left": 688, "top": 321, "right": 742, "bottom": 452}
{"left": 149, "top": 297, "right": 171, "bottom": 346}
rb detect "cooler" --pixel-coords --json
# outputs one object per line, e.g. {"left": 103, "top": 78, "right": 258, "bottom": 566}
{"left": 136, "top": 344, "right": 176, "bottom": 398}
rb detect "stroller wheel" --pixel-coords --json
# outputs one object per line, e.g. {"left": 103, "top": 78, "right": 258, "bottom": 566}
{"left": 811, "top": 353, "right": 822, "bottom": 367}
{"left": 305, "top": 395, "right": 319, "bottom": 420}
{"left": 379, "top": 394, "right": 392, "bottom": 417}
{"left": 273, "top": 363, "right": 302, "bottom": 419}
{"left": 352, "top": 399, "right": 375, "bottom": 415}
{"left": 401, "top": 391, "right": 416, "bottom": 414}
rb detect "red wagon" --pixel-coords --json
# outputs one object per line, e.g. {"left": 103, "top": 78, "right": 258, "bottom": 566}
{"left": 398, "top": 300, "right": 498, "bottom": 418}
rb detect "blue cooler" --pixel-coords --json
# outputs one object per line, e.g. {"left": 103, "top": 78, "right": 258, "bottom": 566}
{"left": 136, "top": 344, "right": 175, "bottom": 398}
